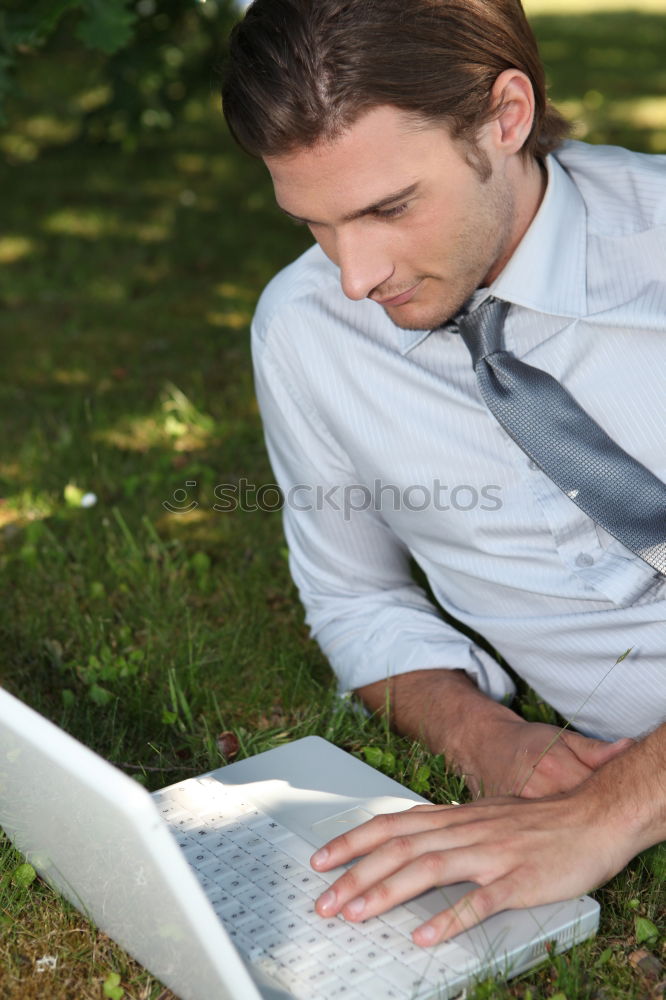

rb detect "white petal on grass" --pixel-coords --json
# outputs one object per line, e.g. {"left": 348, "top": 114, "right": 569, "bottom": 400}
{"left": 35, "top": 956, "right": 57, "bottom": 973}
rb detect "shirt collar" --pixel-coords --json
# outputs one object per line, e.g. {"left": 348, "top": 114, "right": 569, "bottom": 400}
{"left": 398, "top": 149, "right": 588, "bottom": 355}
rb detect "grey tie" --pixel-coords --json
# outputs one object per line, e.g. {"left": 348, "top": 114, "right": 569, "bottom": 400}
{"left": 456, "top": 297, "right": 666, "bottom": 576}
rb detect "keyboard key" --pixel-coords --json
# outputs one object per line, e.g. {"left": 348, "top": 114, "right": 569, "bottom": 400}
{"left": 278, "top": 834, "right": 319, "bottom": 867}
{"left": 240, "top": 915, "right": 271, "bottom": 940}
{"left": 338, "top": 928, "right": 373, "bottom": 953}
{"left": 254, "top": 898, "right": 282, "bottom": 923}
{"left": 372, "top": 924, "right": 409, "bottom": 951}
{"left": 270, "top": 913, "right": 310, "bottom": 939}
{"left": 303, "top": 965, "right": 342, "bottom": 991}
{"left": 318, "top": 941, "right": 348, "bottom": 964}
{"left": 327, "top": 983, "right": 353, "bottom": 998}
{"left": 296, "top": 929, "right": 329, "bottom": 954}
{"left": 379, "top": 905, "right": 419, "bottom": 928}
{"left": 357, "top": 981, "right": 408, "bottom": 1000}
{"left": 251, "top": 818, "right": 291, "bottom": 843}
{"left": 274, "top": 884, "right": 309, "bottom": 909}
{"left": 258, "top": 880, "right": 289, "bottom": 903}
{"left": 287, "top": 871, "right": 328, "bottom": 895}
{"left": 335, "top": 956, "right": 373, "bottom": 986}
{"left": 355, "top": 943, "right": 393, "bottom": 970}
{"left": 255, "top": 845, "right": 284, "bottom": 868}
{"left": 275, "top": 947, "right": 319, "bottom": 975}
{"left": 317, "top": 915, "right": 350, "bottom": 938}
{"left": 236, "top": 886, "right": 270, "bottom": 910}
{"left": 376, "top": 960, "right": 430, "bottom": 994}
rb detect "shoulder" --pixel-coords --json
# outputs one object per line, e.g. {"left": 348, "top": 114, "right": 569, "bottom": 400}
{"left": 252, "top": 243, "right": 341, "bottom": 347}
{"left": 553, "top": 139, "right": 666, "bottom": 235}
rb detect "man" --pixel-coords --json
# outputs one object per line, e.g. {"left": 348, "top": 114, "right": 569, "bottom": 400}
{"left": 222, "top": 0, "right": 666, "bottom": 946}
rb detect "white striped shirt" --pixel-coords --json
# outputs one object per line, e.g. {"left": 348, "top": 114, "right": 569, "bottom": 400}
{"left": 251, "top": 140, "right": 666, "bottom": 741}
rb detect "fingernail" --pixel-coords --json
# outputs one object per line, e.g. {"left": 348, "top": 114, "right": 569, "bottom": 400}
{"left": 345, "top": 897, "right": 366, "bottom": 918}
{"left": 317, "top": 889, "right": 336, "bottom": 913}
{"left": 414, "top": 924, "right": 437, "bottom": 945}
{"left": 311, "top": 847, "right": 329, "bottom": 868}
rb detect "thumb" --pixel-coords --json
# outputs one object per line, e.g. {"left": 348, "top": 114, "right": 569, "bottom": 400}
{"left": 562, "top": 732, "right": 635, "bottom": 770}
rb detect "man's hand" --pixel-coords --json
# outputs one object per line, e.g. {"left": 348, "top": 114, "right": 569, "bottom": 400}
{"left": 310, "top": 728, "right": 664, "bottom": 946}
{"left": 356, "top": 669, "right": 632, "bottom": 798}
{"left": 470, "top": 718, "right": 633, "bottom": 797}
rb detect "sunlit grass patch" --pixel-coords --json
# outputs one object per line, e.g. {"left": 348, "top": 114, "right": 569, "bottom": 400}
{"left": 94, "top": 384, "right": 217, "bottom": 453}
{"left": 0, "top": 236, "right": 36, "bottom": 263}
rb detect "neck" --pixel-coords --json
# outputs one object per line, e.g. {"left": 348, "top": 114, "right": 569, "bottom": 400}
{"left": 485, "top": 155, "right": 548, "bottom": 287}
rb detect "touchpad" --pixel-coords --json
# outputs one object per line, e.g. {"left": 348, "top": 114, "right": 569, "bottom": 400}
{"left": 311, "top": 807, "right": 376, "bottom": 845}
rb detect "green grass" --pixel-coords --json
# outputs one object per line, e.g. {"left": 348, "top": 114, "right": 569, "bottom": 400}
{"left": 0, "top": 6, "right": 665, "bottom": 999}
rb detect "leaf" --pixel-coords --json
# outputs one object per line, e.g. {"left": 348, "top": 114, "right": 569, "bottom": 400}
{"left": 64, "top": 482, "right": 85, "bottom": 507}
{"left": 88, "top": 683, "right": 114, "bottom": 706}
{"left": 103, "top": 971, "right": 125, "bottom": 1000}
{"left": 13, "top": 862, "right": 37, "bottom": 887}
{"left": 216, "top": 731, "right": 240, "bottom": 760}
{"left": 634, "top": 915, "right": 659, "bottom": 945}
{"left": 61, "top": 688, "right": 75, "bottom": 709}
{"left": 362, "top": 746, "right": 384, "bottom": 769}
{"left": 43, "top": 638, "right": 64, "bottom": 667}
{"left": 190, "top": 551, "right": 211, "bottom": 576}
{"left": 628, "top": 948, "right": 663, "bottom": 980}
{"left": 76, "top": 0, "right": 136, "bottom": 56}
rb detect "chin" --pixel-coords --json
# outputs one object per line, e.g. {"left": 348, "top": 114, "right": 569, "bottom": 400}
{"left": 385, "top": 303, "right": 452, "bottom": 332}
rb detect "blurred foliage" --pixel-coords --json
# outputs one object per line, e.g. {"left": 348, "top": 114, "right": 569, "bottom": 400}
{"left": 0, "top": 0, "right": 236, "bottom": 146}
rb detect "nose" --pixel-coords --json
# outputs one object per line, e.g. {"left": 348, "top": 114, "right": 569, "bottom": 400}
{"left": 334, "top": 227, "right": 394, "bottom": 301}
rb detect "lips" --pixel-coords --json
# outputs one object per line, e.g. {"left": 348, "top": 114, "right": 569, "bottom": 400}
{"left": 375, "top": 281, "right": 421, "bottom": 307}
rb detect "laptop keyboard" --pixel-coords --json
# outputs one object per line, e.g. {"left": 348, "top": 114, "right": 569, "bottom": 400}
{"left": 153, "top": 776, "right": 473, "bottom": 1000}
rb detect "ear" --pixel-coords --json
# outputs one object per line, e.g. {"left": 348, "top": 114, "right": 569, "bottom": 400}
{"left": 487, "top": 69, "right": 536, "bottom": 156}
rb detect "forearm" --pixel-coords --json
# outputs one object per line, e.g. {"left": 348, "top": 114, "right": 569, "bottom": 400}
{"left": 355, "top": 668, "right": 519, "bottom": 771}
{"left": 585, "top": 719, "right": 666, "bottom": 852}
{"left": 355, "top": 668, "right": 634, "bottom": 799}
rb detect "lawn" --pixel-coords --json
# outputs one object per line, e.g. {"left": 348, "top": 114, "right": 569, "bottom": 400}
{"left": 0, "top": 3, "right": 664, "bottom": 998}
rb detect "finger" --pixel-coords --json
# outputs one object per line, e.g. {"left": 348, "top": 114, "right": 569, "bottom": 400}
{"left": 316, "top": 822, "right": 502, "bottom": 919}
{"left": 334, "top": 841, "right": 511, "bottom": 925}
{"left": 563, "top": 732, "right": 635, "bottom": 770}
{"left": 412, "top": 877, "right": 518, "bottom": 946}
{"left": 310, "top": 804, "right": 457, "bottom": 871}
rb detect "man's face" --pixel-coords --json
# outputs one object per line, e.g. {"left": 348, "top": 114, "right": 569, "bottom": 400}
{"left": 264, "top": 105, "right": 522, "bottom": 331}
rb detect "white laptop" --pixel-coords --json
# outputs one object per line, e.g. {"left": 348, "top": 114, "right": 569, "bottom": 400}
{"left": 0, "top": 687, "right": 599, "bottom": 1000}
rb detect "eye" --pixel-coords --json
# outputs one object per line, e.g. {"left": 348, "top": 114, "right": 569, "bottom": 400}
{"left": 374, "top": 202, "right": 409, "bottom": 220}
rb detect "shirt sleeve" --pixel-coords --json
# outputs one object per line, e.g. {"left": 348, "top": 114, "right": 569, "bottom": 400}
{"left": 252, "top": 321, "right": 515, "bottom": 703}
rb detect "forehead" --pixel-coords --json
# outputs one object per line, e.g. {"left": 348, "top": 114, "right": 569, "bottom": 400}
{"left": 264, "top": 105, "right": 460, "bottom": 221}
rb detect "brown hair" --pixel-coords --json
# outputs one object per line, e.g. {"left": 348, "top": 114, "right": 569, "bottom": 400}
{"left": 222, "top": 0, "right": 570, "bottom": 168}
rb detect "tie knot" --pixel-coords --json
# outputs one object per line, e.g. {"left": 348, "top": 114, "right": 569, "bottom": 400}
{"left": 457, "top": 297, "right": 511, "bottom": 367}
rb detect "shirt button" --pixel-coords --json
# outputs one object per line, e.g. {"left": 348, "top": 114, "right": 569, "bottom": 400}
{"left": 575, "top": 552, "right": 594, "bottom": 568}
{"left": 528, "top": 459, "right": 540, "bottom": 471}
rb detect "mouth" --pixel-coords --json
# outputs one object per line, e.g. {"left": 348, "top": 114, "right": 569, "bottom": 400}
{"left": 374, "top": 281, "right": 421, "bottom": 307}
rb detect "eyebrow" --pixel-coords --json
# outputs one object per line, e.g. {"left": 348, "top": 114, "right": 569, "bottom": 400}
{"left": 277, "top": 182, "right": 419, "bottom": 226}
